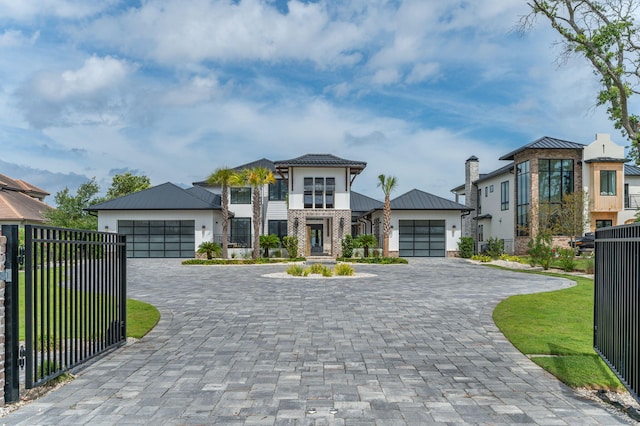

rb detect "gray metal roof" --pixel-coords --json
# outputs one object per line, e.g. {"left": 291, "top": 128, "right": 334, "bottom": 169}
{"left": 274, "top": 154, "right": 366, "bottom": 169}
{"left": 584, "top": 157, "right": 626, "bottom": 163}
{"left": 626, "top": 164, "right": 640, "bottom": 176}
{"left": 350, "top": 191, "right": 382, "bottom": 213}
{"left": 499, "top": 136, "right": 585, "bottom": 161}
{"left": 185, "top": 186, "right": 222, "bottom": 208}
{"left": 233, "top": 158, "right": 275, "bottom": 172}
{"left": 87, "top": 182, "right": 221, "bottom": 211}
{"left": 388, "top": 189, "right": 471, "bottom": 211}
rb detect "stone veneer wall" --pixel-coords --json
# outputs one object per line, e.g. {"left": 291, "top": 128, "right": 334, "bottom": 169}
{"left": 288, "top": 209, "right": 351, "bottom": 258}
{"left": 513, "top": 148, "right": 583, "bottom": 255}
{"left": 0, "top": 234, "right": 6, "bottom": 404}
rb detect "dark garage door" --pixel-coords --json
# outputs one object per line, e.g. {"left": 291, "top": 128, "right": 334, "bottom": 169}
{"left": 118, "top": 220, "right": 195, "bottom": 258}
{"left": 399, "top": 220, "right": 446, "bottom": 257}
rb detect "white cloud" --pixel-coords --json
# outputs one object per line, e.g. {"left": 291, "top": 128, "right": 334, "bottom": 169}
{"left": 406, "top": 62, "right": 440, "bottom": 84}
{"left": 0, "top": 0, "right": 116, "bottom": 20}
{"left": 0, "top": 29, "right": 39, "bottom": 47}
{"left": 371, "top": 68, "right": 400, "bottom": 85}
{"left": 161, "top": 75, "right": 221, "bottom": 106}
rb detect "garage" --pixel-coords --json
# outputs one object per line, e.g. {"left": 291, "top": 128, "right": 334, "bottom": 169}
{"left": 118, "top": 220, "right": 195, "bottom": 258}
{"left": 398, "top": 219, "right": 446, "bottom": 257}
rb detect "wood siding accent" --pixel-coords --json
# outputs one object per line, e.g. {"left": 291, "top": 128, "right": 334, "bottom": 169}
{"left": 590, "top": 163, "right": 624, "bottom": 212}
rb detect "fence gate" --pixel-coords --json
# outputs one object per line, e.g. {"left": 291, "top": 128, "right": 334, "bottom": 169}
{"left": 3, "top": 225, "right": 126, "bottom": 403}
{"left": 594, "top": 223, "right": 640, "bottom": 402}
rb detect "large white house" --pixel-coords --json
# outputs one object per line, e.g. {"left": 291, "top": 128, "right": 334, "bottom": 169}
{"left": 451, "top": 134, "right": 640, "bottom": 254}
{"left": 88, "top": 154, "right": 471, "bottom": 258}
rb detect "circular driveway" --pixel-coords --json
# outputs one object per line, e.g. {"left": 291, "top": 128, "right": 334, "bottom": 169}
{"left": 2, "top": 258, "right": 630, "bottom": 425}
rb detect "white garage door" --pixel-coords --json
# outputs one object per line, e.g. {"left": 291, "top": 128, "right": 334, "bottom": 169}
{"left": 118, "top": 220, "right": 195, "bottom": 258}
{"left": 398, "top": 220, "right": 446, "bottom": 257}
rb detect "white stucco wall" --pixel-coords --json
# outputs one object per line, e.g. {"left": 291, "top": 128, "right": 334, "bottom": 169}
{"left": 583, "top": 133, "right": 625, "bottom": 161}
{"left": 474, "top": 172, "right": 515, "bottom": 248}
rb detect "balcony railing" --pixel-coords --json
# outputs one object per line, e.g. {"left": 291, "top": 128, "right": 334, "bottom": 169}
{"left": 625, "top": 194, "right": 640, "bottom": 209}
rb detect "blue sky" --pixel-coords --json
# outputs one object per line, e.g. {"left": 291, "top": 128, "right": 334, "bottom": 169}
{"left": 0, "top": 0, "right": 634, "bottom": 204}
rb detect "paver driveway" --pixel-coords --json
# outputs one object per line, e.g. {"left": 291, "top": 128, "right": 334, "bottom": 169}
{"left": 1, "top": 258, "right": 630, "bottom": 425}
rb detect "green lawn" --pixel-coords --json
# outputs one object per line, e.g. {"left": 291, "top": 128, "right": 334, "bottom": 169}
{"left": 16, "top": 271, "right": 159, "bottom": 341}
{"left": 493, "top": 270, "right": 621, "bottom": 390}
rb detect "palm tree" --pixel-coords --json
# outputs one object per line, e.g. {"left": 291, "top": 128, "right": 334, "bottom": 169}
{"left": 207, "top": 167, "right": 237, "bottom": 259}
{"left": 239, "top": 167, "right": 275, "bottom": 259}
{"left": 377, "top": 174, "right": 398, "bottom": 257}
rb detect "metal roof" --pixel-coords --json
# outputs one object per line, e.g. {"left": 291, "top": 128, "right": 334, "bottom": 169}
{"left": 274, "top": 154, "right": 366, "bottom": 169}
{"left": 350, "top": 191, "right": 382, "bottom": 213}
{"left": 185, "top": 186, "right": 222, "bottom": 208}
{"left": 370, "top": 189, "right": 472, "bottom": 211}
{"left": 584, "top": 157, "right": 627, "bottom": 163}
{"left": 626, "top": 164, "right": 640, "bottom": 176}
{"left": 87, "top": 182, "right": 221, "bottom": 211}
{"left": 232, "top": 158, "right": 275, "bottom": 172}
{"left": 499, "top": 136, "right": 585, "bottom": 161}
{"left": 0, "top": 189, "right": 51, "bottom": 222}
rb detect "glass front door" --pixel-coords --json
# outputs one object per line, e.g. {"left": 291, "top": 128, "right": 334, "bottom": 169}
{"left": 310, "top": 224, "right": 323, "bottom": 254}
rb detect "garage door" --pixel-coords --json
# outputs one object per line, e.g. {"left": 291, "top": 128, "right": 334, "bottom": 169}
{"left": 399, "top": 220, "right": 446, "bottom": 257}
{"left": 118, "top": 220, "right": 195, "bottom": 258}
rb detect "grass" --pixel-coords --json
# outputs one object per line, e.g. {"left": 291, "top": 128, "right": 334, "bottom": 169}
{"left": 493, "top": 269, "right": 622, "bottom": 390}
{"left": 517, "top": 255, "right": 594, "bottom": 272}
{"left": 16, "top": 271, "right": 159, "bottom": 341}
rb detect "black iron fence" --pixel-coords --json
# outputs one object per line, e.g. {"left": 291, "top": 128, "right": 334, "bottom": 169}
{"left": 23, "top": 225, "right": 127, "bottom": 388}
{"left": 594, "top": 223, "right": 640, "bottom": 401}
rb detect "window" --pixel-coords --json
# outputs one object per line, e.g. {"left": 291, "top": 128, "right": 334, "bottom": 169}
{"left": 269, "top": 179, "right": 287, "bottom": 201}
{"left": 539, "top": 159, "right": 574, "bottom": 205}
{"left": 490, "top": 184, "right": 494, "bottom": 193}
{"left": 304, "top": 177, "right": 335, "bottom": 209}
{"left": 477, "top": 188, "right": 482, "bottom": 215}
{"left": 268, "top": 220, "right": 288, "bottom": 241}
{"left": 478, "top": 224, "right": 484, "bottom": 242}
{"left": 516, "top": 161, "right": 530, "bottom": 236}
{"left": 231, "top": 187, "right": 251, "bottom": 204}
{"left": 625, "top": 183, "right": 630, "bottom": 208}
{"left": 485, "top": 187, "right": 488, "bottom": 197}
{"left": 230, "top": 218, "right": 251, "bottom": 247}
{"left": 501, "top": 181, "right": 509, "bottom": 211}
{"left": 600, "top": 170, "right": 617, "bottom": 195}
{"left": 596, "top": 220, "right": 612, "bottom": 229}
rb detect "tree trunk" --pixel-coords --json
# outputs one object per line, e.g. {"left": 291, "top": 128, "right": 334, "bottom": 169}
{"left": 252, "top": 186, "right": 261, "bottom": 259}
{"left": 383, "top": 196, "right": 391, "bottom": 257}
{"left": 221, "top": 183, "right": 229, "bottom": 259}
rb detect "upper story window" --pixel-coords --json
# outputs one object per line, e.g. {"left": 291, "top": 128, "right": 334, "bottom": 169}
{"left": 539, "top": 159, "right": 574, "bottom": 205}
{"left": 304, "top": 177, "right": 335, "bottom": 209}
{"left": 600, "top": 170, "right": 617, "bottom": 196}
{"left": 269, "top": 179, "right": 288, "bottom": 201}
{"left": 231, "top": 187, "right": 251, "bottom": 204}
{"left": 501, "top": 181, "right": 509, "bottom": 211}
{"left": 516, "top": 160, "right": 530, "bottom": 236}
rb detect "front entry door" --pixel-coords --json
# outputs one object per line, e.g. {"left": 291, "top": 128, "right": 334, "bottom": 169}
{"left": 310, "top": 224, "right": 323, "bottom": 254}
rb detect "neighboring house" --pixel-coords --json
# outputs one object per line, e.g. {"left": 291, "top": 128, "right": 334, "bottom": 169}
{"left": 0, "top": 173, "right": 51, "bottom": 225}
{"left": 89, "top": 153, "right": 471, "bottom": 258}
{"left": 452, "top": 134, "right": 640, "bottom": 254}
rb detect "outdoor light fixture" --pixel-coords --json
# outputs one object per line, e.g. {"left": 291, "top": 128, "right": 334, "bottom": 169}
{"left": 104, "top": 225, "right": 109, "bottom": 231}
{"left": 294, "top": 218, "right": 299, "bottom": 232}
{"left": 339, "top": 217, "right": 344, "bottom": 229}
{"left": 202, "top": 225, "right": 206, "bottom": 230}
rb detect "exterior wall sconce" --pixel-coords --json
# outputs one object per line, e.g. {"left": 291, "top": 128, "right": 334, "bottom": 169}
{"left": 202, "top": 225, "right": 206, "bottom": 230}
{"left": 452, "top": 224, "right": 456, "bottom": 229}
{"left": 339, "top": 217, "right": 344, "bottom": 229}
{"left": 294, "top": 218, "right": 299, "bottom": 232}
{"left": 104, "top": 225, "right": 109, "bottom": 231}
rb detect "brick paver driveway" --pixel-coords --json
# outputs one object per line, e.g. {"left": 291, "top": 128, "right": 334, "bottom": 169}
{"left": 1, "top": 258, "right": 629, "bottom": 425}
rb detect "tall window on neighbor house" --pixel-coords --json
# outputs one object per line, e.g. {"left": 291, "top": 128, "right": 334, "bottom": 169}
{"left": 477, "top": 188, "right": 482, "bottom": 215}
{"left": 625, "top": 183, "right": 630, "bottom": 208}
{"left": 516, "top": 161, "right": 530, "bottom": 236}
{"left": 600, "top": 170, "right": 617, "bottom": 195}
{"left": 501, "top": 181, "right": 509, "bottom": 211}
{"left": 539, "top": 159, "right": 574, "bottom": 207}
{"left": 230, "top": 218, "right": 251, "bottom": 247}
{"left": 268, "top": 220, "right": 288, "bottom": 241}
{"left": 304, "top": 177, "right": 335, "bottom": 208}
{"left": 268, "top": 179, "right": 287, "bottom": 201}
{"left": 231, "top": 187, "right": 251, "bottom": 204}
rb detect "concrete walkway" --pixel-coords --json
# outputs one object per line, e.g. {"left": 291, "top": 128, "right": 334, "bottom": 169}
{"left": 1, "top": 258, "right": 631, "bottom": 425}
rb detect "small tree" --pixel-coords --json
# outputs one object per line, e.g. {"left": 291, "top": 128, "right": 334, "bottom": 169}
{"left": 282, "top": 236, "right": 299, "bottom": 259}
{"left": 260, "top": 234, "right": 280, "bottom": 258}
{"left": 356, "top": 234, "right": 378, "bottom": 258}
{"left": 528, "top": 233, "right": 553, "bottom": 269}
{"left": 553, "top": 191, "right": 589, "bottom": 242}
{"left": 238, "top": 167, "right": 275, "bottom": 259}
{"left": 197, "top": 241, "right": 221, "bottom": 260}
{"left": 341, "top": 234, "right": 355, "bottom": 258}
{"left": 207, "top": 167, "right": 238, "bottom": 259}
{"left": 458, "top": 236, "right": 474, "bottom": 258}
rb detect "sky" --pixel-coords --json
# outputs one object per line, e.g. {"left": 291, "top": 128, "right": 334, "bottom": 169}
{"left": 0, "top": 0, "right": 635, "bottom": 205}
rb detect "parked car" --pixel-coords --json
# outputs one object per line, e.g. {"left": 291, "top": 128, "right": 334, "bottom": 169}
{"left": 570, "top": 232, "right": 595, "bottom": 252}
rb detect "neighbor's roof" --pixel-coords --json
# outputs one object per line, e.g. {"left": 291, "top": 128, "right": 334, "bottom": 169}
{"left": 274, "top": 154, "right": 367, "bottom": 170}
{"left": 0, "top": 189, "right": 51, "bottom": 222}
{"left": 87, "top": 182, "right": 221, "bottom": 211}
{"left": 499, "top": 136, "right": 585, "bottom": 161}
{"left": 626, "top": 164, "right": 640, "bottom": 176}
{"left": 350, "top": 191, "right": 382, "bottom": 213}
{"left": 0, "top": 173, "right": 49, "bottom": 199}
{"left": 450, "top": 162, "right": 514, "bottom": 194}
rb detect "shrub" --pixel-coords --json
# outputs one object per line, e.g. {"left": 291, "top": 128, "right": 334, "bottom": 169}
{"left": 471, "top": 254, "right": 492, "bottom": 263}
{"left": 341, "top": 234, "right": 355, "bottom": 258}
{"left": 286, "top": 265, "right": 305, "bottom": 276}
{"left": 485, "top": 237, "right": 504, "bottom": 259}
{"left": 372, "top": 249, "right": 381, "bottom": 258}
{"left": 334, "top": 263, "right": 354, "bottom": 276}
{"left": 321, "top": 267, "right": 333, "bottom": 277}
{"left": 259, "top": 234, "right": 280, "bottom": 258}
{"left": 556, "top": 247, "right": 577, "bottom": 272}
{"left": 458, "top": 237, "right": 474, "bottom": 259}
{"left": 307, "top": 263, "right": 325, "bottom": 274}
{"left": 585, "top": 258, "right": 595, "bottom": 274}
{"left": 337, "top": 257, "right": 408, "bottom": 264}
{"left": 282, "top": 236, "right": 299, "bottom": 259}
{"left": 197, "top": 241, "right": 221, "bottom": 259}
{"left": 499, "top": 253, "right": 521, "bottom": 262}
{"left": 527, "top": 233, "right": 553, "bottom": 270}
{"left": 356, "top": 234, "right": 378, "bottom": 257}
